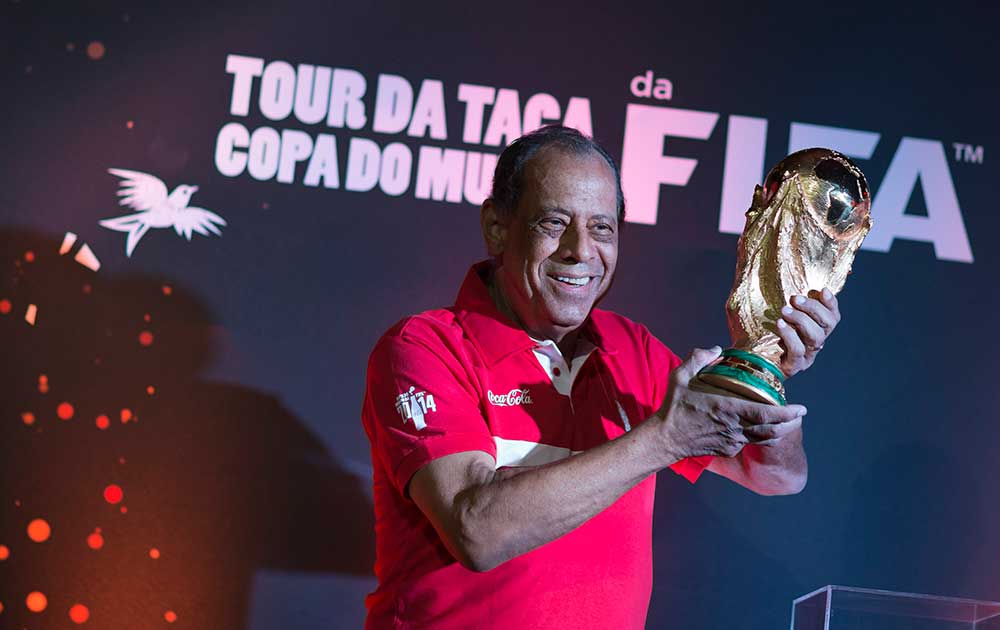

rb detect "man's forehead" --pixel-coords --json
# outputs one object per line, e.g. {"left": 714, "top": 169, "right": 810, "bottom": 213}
{"left": 524, "top": 148, "right": 616, "bottom": 200}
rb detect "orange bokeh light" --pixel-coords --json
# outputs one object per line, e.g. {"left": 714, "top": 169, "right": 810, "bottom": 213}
{"left": 147, "top": 385, "right": 156, "bottom": 395}
{"left": 0, "top": 544, "right": 9, "bottom": 560}
{"left": 21, "top": 412, "right": 35, "bottom": 426}
{"left": 0, "top": 600, "right": 3, "bottom": 613}
{"left": 143, "top": 313, "right": 151, "bottom": 322}
{"left": 126, "top": 120, "right": 135, "bottom": 129}
{"left": 164, "top": 610, "right": 178, "bottom": 623}
{"left": 149, "top": 548, "right": 160, "bottom": 559}
{"left": 103, "top": 485, "right": 123, "bottom": 504}
{"left": 96, "top": 415, "right": 110, "bottom": 430}
{"left": 24, "top": 250, "right": 35, "bottom": 262}
{"left": 26, "top": 591, "right": 47, "bottom": 612}
{"left": 69, "top": 603, "right": 90, "bottom": 623}
{"left": 27, "top": 518, "right": 51, "bottom": 543}
{"left": 57, "top": 402, "right": 75, "bottom": 420}
{"left": 0, "top": 299, "right": 10, "bottom": 314}
{"left": 120, "top": 408, "right": 133, "bottom": 423}
{"left": 138, "top": 330, "right": 154, "bottom": 346}
{"left": 38, "top": 374, "right": 49, "bottom": 393}
{"left": 162, "top": 284, "right": 173, "bottom": 295}
{"left": 120, "top": 505, "right": 128, "bottom": 514}
{"left": 86, "top": 532, "right": 103, "bottom": 550}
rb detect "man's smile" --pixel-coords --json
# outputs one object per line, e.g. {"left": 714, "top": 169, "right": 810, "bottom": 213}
{"left": 548, "top": 274, "right": 599, "bottom": 289}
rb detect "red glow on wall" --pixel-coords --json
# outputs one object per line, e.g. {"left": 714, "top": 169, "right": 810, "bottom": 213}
{"left": 38, "top": 374, "right": 49, "bottom": 393}
{"left": 21, "top": 412, "right": 35, "bottom": 426}
{"left": 0, "top": 544, "right": 9, "bottom": 560}
{"left": 103, "top": 485, "right": 123, "bottom": 505}
{"left": 96, "top": 415, "right": 110, "bottom": 430}
{"left": 138, "top": 330, "right": 154, "bottom": 346}
{"left": 26, "top": 591, "right": 47, "bottom": 613}
{"left": 69, "top": 603, "right": 90, "bottom": 623}
{"left": 149, "top": 547, "right": 161, "bottom": 559}
{"left": 27, "top": 518, "right": 51, "bottom": 543}
{"left": 164, "top": 610, "right": 178, "bottom": 623}
{"left": 0, "top": 299, "right": 10, "bottom": 314}
{"left": 120, "top": 408, "right": 133, "bottom": 423}
{"left": 86, "top": 531, "right": 103, "bottom": 550}
{"left": 57, "top": 402, "right": 75, "bottom": 420}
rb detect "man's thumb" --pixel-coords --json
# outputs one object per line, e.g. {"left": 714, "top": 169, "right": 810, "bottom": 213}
{"left": 678, "top": 346, "right": 723, "bottom": 380}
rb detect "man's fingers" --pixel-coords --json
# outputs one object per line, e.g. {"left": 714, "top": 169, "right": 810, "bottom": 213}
{"left": 815, "top": 287, "right": 840, "bottom": 319}
{"left": 780, "top": 304, "right": 826, "bottom": 349}
{"left": 743, "top": 416, "right": 803, "bottom": 442}
{"left": 729, "top": 399, "right": 807, "bottom": 425}
{"left": 674, "top": 346, "right": 723, "bottom": 382}
{"left": 792, "top": 293, "right": 839, "bottom": 331}
{"left": 775, "top": 317, "right": 807, "bottom": 359}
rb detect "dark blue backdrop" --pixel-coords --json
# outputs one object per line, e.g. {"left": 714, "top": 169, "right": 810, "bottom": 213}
{"left": 3, "top": 1, "right": 998, "bottom": 628}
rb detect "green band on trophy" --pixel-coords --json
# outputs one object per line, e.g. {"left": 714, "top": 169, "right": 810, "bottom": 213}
{"left": 719, "top": 349, "right": 784, "bottom": 382}
{"left": 700, "top": 363, "right": 787, "bottom": 407}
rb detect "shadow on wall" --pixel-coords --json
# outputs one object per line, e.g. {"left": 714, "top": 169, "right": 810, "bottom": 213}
{"left": 0, "top": 229, "right": 374, "bottom": 629}
{"left": 840, "top": 440, "right": 984, "bottom": 598}
{"left": 647, "top": 476, "right": 806, "bottom": 630}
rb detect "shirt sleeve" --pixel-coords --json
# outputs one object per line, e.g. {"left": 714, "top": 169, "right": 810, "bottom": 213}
{"left": 363, "top": 326, "right": 496, "bottom": 496}
{"left": 642, "top": 326, "right": 713, "bottom": 484}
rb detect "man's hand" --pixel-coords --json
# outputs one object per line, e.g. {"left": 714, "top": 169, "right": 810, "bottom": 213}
{"left": 775, "top": 288, "right": 841, "bottom": 377}
{"left": 655, "top": 347, "right": 806, "bottom": 462}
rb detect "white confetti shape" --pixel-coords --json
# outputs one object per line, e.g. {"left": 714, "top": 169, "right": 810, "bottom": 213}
{"left": 74, "top": 244, "right": 101, "bottom": 271}
{"left": 59, "top": 232, "right": 78, "bottom": 255}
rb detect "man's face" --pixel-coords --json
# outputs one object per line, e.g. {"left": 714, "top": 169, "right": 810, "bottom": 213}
{"left": 490, "top": 148, "right": 620, "bottom": 341}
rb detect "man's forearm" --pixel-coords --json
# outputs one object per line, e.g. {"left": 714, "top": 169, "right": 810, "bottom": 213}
{"left": 709, "top": 427, "right": 807, "bottom": 495}
{"left": 452, "top": 418, "right": 674, "bottom": 571}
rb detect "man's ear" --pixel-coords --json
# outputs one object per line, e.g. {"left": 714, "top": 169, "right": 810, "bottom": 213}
{"left": 481, "top": 198, "right": 508, "bottom": 257}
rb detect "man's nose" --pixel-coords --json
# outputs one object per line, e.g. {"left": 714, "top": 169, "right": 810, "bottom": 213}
{"left": 557, "top": 223, "right": 596, "bottom": 262}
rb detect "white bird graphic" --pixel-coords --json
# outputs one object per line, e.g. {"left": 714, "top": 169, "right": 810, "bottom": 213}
{"left": 99, "top": 168, "right": 227, "bottom": 257}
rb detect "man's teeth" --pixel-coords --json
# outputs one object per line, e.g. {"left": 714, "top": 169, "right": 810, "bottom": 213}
{"left": 555, "top": 276, "right": 590, "bottom": 286}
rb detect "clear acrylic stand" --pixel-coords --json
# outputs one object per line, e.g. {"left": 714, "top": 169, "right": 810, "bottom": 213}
{"left": 792, "top": 585, "right": 1000, "bottom": 630}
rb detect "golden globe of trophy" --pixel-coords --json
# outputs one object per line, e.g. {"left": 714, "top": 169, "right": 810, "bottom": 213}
{"left": 697, "top": 148, "right": 872, "bottom": 406}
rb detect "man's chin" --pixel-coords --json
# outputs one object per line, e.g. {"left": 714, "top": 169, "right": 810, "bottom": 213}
{"left": 543, "top": 308, "right": 591, "bottom": 332}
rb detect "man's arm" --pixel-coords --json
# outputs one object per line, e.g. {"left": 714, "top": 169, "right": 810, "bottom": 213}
{"left": 706, "top": 289, "right": 840, "bottom": 494}
{"left": 706, "top": 426, "right": 806, "bottom": 495}
{"left": 409, "top": 348, "right": 806, "bottom": 572}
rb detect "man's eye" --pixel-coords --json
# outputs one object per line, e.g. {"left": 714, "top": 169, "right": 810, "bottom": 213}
{"left": 541, "top": 219, "right": 566, "bottom": 228}
{"left": 593, "top": 223, "right": 613, "bottom": 233}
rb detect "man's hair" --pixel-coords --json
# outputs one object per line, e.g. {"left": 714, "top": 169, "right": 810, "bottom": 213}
{"left": 488, "top": 125, "right": 625, "bottom": 222}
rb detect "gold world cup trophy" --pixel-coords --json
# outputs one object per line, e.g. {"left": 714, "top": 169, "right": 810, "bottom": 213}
{"left": 697, "top": 148, "right": 872, "bottom": 405}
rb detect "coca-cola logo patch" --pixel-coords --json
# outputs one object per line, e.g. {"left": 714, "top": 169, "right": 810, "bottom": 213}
{"left": 487, "top": 388, "right": 533, "bottom": 407}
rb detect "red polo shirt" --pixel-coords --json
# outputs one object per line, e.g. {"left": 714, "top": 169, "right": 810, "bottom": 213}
{"left": 362, "top": 262, "right": 711, "bottom": 629}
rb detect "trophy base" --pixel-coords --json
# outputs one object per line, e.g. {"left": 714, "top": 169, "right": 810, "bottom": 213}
{"left": 696, "top": 349, "right": 787, "bottom": 406}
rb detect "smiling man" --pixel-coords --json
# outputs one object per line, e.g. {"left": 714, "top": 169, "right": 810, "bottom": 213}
{"left": 361, "top": 125, "right": 840, "bottom": 629}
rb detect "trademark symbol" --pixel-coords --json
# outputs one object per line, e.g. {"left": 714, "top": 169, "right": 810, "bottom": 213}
{"left": 952, "top": 143, "right": 984, "bottom": 164}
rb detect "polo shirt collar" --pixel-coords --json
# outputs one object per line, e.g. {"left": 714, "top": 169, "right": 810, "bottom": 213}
{"left": 454, "top": 260, "right": 617, "bottom": 366}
